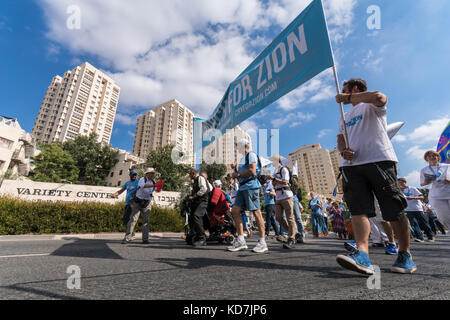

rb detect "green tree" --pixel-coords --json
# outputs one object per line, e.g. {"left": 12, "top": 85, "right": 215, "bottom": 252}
{"left": 63, "top": 133, "right": 119, "bottom": 186}
{"left": 199, "top": 161, "right": 227, "bottom": 182}
{"left": 146, "top": 144, "right": 192, "bottom": 192}
{"left": 29, "top": 143, "right": 79, "bottom": 183}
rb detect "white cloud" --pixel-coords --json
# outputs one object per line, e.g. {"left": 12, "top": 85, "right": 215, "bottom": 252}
{"left": 404, "top": 170, "right": 421, "bottom": 187}
{"left": 272, "top": 111, "right": 316, "bottom": 128}
{"left": 114, "top": 113, "right": 137, "bottom": 126}
{"left": 239, "top": 120, "right": 258, "bottom": 134}
{"left": 318, "top": 129, "right": 333, "bottom": 138}
{"left": 393, "top": 117, "right": 449, "bottom": 145}
{"left": 276, "top": 69, "right": 335, "bottom": 111}
{"left": 39, "top": 0, "right": 358, "bottom": 119}
{"left": 406, "top": 145, "right": 431, "bottom": 161}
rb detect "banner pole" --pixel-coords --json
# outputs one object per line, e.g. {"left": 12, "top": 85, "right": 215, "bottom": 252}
{"left": 332, "top": 65, "right": 350, "bottom": 150}
{"left": 321, "top": 0, "right": 350, "bottom": 151}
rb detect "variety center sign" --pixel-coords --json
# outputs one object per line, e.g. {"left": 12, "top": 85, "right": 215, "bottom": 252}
{"left": 0, "top": 180, "right": 180, "bottom": 208}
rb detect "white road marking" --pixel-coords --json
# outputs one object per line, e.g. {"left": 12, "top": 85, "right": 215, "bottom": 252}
{"left": 0, "top": 253, "right": 51, "bottom": 259}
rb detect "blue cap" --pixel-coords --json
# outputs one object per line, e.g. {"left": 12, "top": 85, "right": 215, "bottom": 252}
{"left": 129, "top": 170, "right": 137, "bottom": 175}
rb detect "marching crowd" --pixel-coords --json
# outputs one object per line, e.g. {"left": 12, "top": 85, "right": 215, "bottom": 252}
{"left": 112, "top": 78, "right": 449, "bottom": 277}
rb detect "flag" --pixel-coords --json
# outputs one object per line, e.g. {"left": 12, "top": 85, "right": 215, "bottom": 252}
{"left": 202, "top": 0, "right": 334, "bottom": 144}
{"left": 387, "top": 122, "right": 405, "bottom": 140}
{"left": 437, "top": 121, "right": 450, "bottom": 164}
{"left": 292, "top": 160, "right": 299, "bottom": 177}
{"left": 259, "top": 156, "right": 272, "bottom": 167}
{"left": 154, "top": 180, "right": 165, "bottom": 193}
{"left": 332, "top": 172, "right": 342, "bottom": 197}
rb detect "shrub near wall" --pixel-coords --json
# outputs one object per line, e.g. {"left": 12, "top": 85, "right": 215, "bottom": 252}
{"left": 0, "top": 197, "right": 185, "bottom": 235}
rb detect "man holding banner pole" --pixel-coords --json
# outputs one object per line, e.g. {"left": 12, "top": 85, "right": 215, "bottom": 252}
{"left": 334, "top": 79, "right": 416, "bottom": 275}
{"left": 199, "top": 0, "right": 415, "bottom": 272}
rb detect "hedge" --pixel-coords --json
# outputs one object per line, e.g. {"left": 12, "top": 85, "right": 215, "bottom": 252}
{"left": 0, "top": 196, "right": 185, "bottom": 235}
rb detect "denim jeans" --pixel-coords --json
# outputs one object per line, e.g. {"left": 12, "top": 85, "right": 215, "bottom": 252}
{"left": 265, "top": 204, "right": 280, "bottom": 236}
{"left": 311, "top": 214, "right": 325, "bottom": 236}
{"left": 428, "top": 215, "right": 446, "bottom": 235}
{"left": 293, "top": 197, "right": 305, "bottom": 238}
{"left": 406, "top": 211, "right": 434, "bottom": 240}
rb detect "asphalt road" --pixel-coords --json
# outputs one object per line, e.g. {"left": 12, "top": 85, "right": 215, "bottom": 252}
{"left": 0, "top": 233, "right": 449, "bottom": 300}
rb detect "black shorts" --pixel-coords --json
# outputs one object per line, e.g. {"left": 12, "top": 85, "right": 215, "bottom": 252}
{"left": 340, "top": 161, "right": 407, "bottom": 222}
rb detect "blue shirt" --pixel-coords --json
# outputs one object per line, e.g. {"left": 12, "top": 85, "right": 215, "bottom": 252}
{"left": 263, "top": 181, "right": 275, "bottom": 205}
{"left": 237, "top": 151, "right": 261, "bottom": 191}
{"left": 309, "top": 197, "right": 323, "bottom": 216}
{"left": 122, "top": 179, "right": 139, "bottom": 205}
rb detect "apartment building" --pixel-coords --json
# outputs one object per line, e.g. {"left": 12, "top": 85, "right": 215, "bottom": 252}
{"left": 0, "top": 115, "right": 39, "bottom": 178}
{"left": 288, "top": 144, "right": 337, "bottom": 196}
{"left": 105, "top": 149, "right": 146, "bottom": 187}
{"left": 32, "top": 62, "right": 120, "bottom": 145}
{"left": 329, "top": 147, "right": 343, "bottom": 194}
{"left": 202, "top": 126, "right": 252, "bottom": 174}
{"left": 133, "top": 99, "right": 194, "bottom": 165}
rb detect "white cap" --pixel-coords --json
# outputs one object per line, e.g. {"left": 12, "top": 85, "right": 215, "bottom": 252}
{"left": 144, "top": 168, "right": 155, "bottom": 174}
{"left": 269, "top": 154, "right": 290, "bottom": 167}
{"left": 237, "top": 138, "right": 250, "bottom": 147}
{"left": 213, "top": 180, "right": 222, "bottom": 186}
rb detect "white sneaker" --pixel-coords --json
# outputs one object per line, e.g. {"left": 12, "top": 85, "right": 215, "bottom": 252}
{"left": 252, "top": 241, "right": 268, "bottom": 253}
{"left": 227, "top": 240, "right": 248, "bottom": 252}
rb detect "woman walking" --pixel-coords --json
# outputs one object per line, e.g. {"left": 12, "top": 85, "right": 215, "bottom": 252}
{"left": 330, "top": 202, "right": 346, "bottom": 239}
{"left": 420, "top": 150, "right": 450, "bottom": 230}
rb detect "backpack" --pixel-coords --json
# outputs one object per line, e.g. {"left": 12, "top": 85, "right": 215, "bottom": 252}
{"left": 277, "top": 166, "right": 297, "bottom": 193}
{"left": 239, "top": 152, "right": 264, "bottom": 186}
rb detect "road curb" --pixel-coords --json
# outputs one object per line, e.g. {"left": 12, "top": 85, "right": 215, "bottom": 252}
{"left": 0, "top": 232, "right": 184, "bottom": 241}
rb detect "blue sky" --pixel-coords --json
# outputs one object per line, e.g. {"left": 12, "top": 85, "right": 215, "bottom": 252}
{"left": 1, "top": 0, "right": 449, "bottom": 187}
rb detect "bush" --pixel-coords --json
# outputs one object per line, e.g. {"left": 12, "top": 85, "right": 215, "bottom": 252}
{"left": 0, "top": 197, "right": 185, "bottom": 235}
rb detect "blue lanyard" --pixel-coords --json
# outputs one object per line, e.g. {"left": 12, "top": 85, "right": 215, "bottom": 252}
{"left": 428, "top": 165, "right": 440, "bottom": 176}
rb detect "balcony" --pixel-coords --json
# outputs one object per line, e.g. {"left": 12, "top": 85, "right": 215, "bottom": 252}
{"left": 11, "top": 149, "right": 26, "bottom": 164}
{"left": 19, "top": 132, "right": 33, "bottom": 145}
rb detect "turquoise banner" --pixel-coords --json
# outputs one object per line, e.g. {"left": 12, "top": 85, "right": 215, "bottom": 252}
{"left": 202, "top": 0, "right": 334, "bottom": 140}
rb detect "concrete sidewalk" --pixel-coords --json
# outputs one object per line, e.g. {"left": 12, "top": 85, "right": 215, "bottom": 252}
{"left": 0, "top": 232, "right": 184, "bottom": 241}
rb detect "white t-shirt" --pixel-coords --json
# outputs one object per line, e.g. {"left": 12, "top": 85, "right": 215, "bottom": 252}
{"left": 420, "top": 164, "right": 450, "bottom": 199}
{"left": 338, "top": 103, "right": 398, "bottom": 167}
{"left": 136, "top": 177, "right": 156, "bottom": 201}
{"left": 274, "top": 166, "right": 293, "bottom": 200}
{"left": 401, "top": 186, "right": 423, "bottom": 212}
{"left": 228, "top": 182, "right": 239, "bottom": 206}
{"left": 322, "top": 202, "right": 332, "bottom": 217}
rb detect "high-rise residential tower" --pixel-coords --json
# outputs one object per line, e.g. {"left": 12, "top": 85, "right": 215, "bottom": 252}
{"left": 202, "top": 126, "right": 252, "bottom": 174}
{"left": 32, "top": 62, "right": 120, "bottom": 144}
{"left": 288, "top": 143, "right": 337, "bottom": 196}
{"left": 133, "top": 99, "right": 194, "bottom": 165}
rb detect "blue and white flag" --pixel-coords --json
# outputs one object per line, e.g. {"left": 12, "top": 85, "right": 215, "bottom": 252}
{"left": 437, "top": 121, "right": 450, "bottom": 164}
{"left": 292, "top": 160, "right": 299, "bottom": 177}
{"left": 202, "top": 0, "right": 334, "bottom": 143}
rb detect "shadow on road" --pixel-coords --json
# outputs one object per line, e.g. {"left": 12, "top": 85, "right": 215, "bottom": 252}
{"left": 50, "top": 239, "right": 124, "bottom": 260}
{"left": 155, "top": 256, "right": 360, "bottom": 279}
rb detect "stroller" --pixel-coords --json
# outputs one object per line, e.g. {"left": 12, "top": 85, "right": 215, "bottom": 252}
{"left": 180, "top": 188, "right": 236, "bottom": 245}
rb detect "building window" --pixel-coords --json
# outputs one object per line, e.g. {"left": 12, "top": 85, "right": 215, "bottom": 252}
{"left": 110, "top": 172, "right": 114, "bottom": 177}
{"left": 0, "top": 137, "right": 14, "bottom": 149}
{"left": 117, "top": 180, "right": 121, "bottom": 187}
{"left": 119, "top": 170, "right": 123, "bottom": 176}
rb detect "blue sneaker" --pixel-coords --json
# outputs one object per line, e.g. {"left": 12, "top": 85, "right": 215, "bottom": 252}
{"left": 344, "top": 240, "right": 357, "bottom": 252}
{"left": 385, "top": 243, "right": 398, "bottom": 255}
{"left": 336, "top": 250, "right": 375, "bottom": 276}
{"left": 391, "top": 251, "right": 417, "bottom": 274}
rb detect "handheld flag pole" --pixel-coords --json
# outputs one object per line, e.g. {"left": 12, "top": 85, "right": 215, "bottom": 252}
{"left": 321, "top": 0, "right": 350, "bottom": 152}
